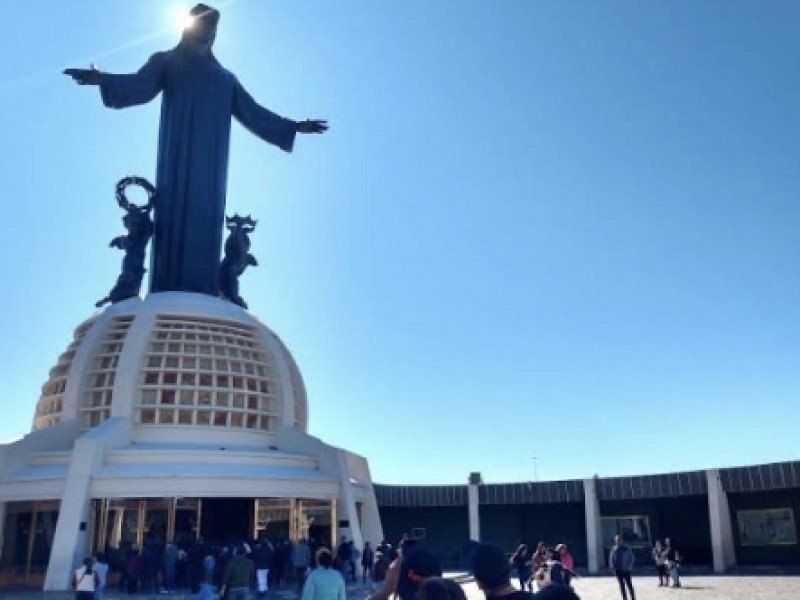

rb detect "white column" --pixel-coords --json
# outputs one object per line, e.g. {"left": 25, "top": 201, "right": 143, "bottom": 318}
{"left": 467, "top": 473, "right": 481, "bottom": 542}
{"left": 583, "top": 478, "right": 603, "bottom": 573}
{"left": 44, "top": 439, "right": 96, "bottom": 590}
{"left": 706, "top": 469, "right": 736, "bottom": 572}
{"left": 335, "top": 449, "right": 363, "bottom": 551}
{"left": 45, "top": 418, "right": 130, "bottom": 590}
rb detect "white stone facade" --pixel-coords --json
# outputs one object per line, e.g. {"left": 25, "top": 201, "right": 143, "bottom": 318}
{"left": 0, "top": 292, "right": 383, "bottom": 591}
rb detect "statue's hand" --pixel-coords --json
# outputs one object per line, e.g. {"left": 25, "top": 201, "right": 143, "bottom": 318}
{"left": 64, "top": 67, "right": 101, "bottom": 86}
{"left": 110, "top": 236, "right": 126, "bottom": 249}
{"left": 295, "top": 119, "right": 328, "bottom": 134}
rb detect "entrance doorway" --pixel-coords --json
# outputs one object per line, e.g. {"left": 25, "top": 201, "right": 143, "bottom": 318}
{"left": 200, "top": 498, "right": 252, "bottom": 543}
{"left": 0, "top": 501, "right": 60, "bottom": 590}
{"left": 90, "top": 496, "right": 337, "bottom": 553}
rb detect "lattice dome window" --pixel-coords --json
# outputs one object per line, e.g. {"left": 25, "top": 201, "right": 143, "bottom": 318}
{"left": 33, "top": 316, "right": 97, "bottom": 431}
{"left": 136, "top": 315, "right": 279, "bottom": 431}
{"left": 80, "top": 316, "right": 134, "bottom": 428}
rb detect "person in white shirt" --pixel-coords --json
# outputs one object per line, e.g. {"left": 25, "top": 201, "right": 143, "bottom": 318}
{"left": 651, "top": 541, "right": 668, "bottom": 587}
{"left": 72, "top": 557, "right": 99, "bottom": 600}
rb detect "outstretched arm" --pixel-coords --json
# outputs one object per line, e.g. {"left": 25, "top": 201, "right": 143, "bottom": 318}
{"left": 232, "top": 78, "right": 328, "bottom": 152}
{"left": 64, "top": 53, "right": 166, "bottom": 109}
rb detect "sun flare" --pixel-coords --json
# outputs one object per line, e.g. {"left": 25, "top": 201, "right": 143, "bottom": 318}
{"left": 171, "top": 6, "right": 195, "bottom": 31}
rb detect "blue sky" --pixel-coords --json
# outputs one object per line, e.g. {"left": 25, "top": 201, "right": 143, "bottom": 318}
{"left": 0, "top": 1, "right": 798, "bottom": 484}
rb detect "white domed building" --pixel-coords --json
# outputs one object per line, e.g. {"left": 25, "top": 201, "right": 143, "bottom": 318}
{"left": 0, "top": 293, "right": 382, "bottom": 591}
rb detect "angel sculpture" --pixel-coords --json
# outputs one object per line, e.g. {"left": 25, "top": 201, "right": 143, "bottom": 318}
{"left": 219, "top": 214, "right": 258, "bottom": 309}
{"left": 95, "top": 177, "right": 155, "bottom": 307}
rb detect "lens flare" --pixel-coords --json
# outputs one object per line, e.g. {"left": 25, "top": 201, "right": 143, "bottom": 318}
{"left": 172, "top": 6, "right": 195, "bottom": 31}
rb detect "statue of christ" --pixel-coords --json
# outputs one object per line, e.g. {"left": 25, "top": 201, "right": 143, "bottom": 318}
{"left": 65, "top": 4, "right": 327, "bottom": 295}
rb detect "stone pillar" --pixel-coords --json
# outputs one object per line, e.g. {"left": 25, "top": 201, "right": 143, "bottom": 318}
{"left": 583, "top": 478, "right": 603, "bottom": 573}
{"left": 468, "top": 472, "right": 482, "bottom": 542}
{"left": 706, "top": 469, "right": 736, "bottom": 572}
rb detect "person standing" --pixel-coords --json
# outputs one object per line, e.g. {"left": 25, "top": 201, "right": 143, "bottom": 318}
{"left": 336, "top": 537, "right": 352, "bottom": 578}
{"left": 652, "top": 540, "right": 668, "bottom": 587}
{"left": 530, "top": 543, "right": 548, "bottom": 589}
{"left": 163, "top": 540, "right": 178, "bottom": 593}
{"left": 125, "top": 547, "right": 141, "bottom": 594}
{"left": 253, "top": 539, "right": 273, "bottom": 596}
{"left": 372, "top": 550, "right": 389, "bottom": 590}
{"left": 555, "top": 545, "right": 574, "bottom": 588}
{"left": 608, "top": 535, "right": 635, "bottom": 600}
{"left": 664, "top": 538, "right": 681, "bottom": 588}
{"left": 221, "top": 543, "right": 255, "bottom": 600}
{"left": 510, "top": 544, "right": 531, "bottom": 591}
{"left": 293, "top": 539, "right": 312, "bottom": 591}
{"left": 361, "top": 542, "right": 375, "bottom": 583}
{"left": 72, "top": 557, "right": 100, "bottom": 600}
{"left": 301, "top": 549, "right": 346, "bottom": 600}
{"left": 198, "top": 549, "right": 216, "bottom": 600}
{"left": 92, "top": 553, "right": 109, "bottom": 600}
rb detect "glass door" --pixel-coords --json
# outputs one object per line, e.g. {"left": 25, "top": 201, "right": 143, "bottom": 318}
{"left": 0, "top": 501, "right": 60, "bottom": 589}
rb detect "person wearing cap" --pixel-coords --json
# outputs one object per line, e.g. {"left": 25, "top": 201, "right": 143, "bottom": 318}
{"left": 366, "top": 540, "right": 442, "bottom": 600}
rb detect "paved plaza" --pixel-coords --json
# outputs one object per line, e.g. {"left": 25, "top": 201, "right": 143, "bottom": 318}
{"left": 507, "top": 576, "right": 800, "bottom": 600}
{"left": 2, "top": 576, "right": 800, "bottom": 600}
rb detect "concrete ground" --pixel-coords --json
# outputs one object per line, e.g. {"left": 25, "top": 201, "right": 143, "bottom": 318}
{"left": 2, "top": 576, "right": 799, "bottom": 600}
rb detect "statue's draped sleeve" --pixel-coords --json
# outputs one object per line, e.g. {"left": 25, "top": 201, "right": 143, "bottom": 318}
{"left": 99, "top": 53, "right": 166, "bottom": 109}
{"left": 232, "top": 78, "right": 296, "bottom": 153}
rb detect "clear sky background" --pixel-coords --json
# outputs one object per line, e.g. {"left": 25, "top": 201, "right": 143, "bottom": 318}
{"left": 0, "top": 0, "right": 798, "bottom": 484}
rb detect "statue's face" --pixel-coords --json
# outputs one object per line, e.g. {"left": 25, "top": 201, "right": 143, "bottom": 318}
{"left": 185, "top": 17, "right": 217, "bottom": 49}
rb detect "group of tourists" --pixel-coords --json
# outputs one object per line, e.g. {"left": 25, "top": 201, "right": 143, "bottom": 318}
{"left": 73, "top": 536, "right": 326, "bottom": 598}
{"left": 72, "top": 532, "right": 687, "bottom": 600}
{"left": 509, "top": 542, "right": 577, "bottom": 592}
{"left": 652, "top": 538, "right": 682, "bottom": 588}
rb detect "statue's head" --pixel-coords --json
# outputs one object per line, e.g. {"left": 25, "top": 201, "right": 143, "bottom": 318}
{"left": 226, "top": 214, "right": 257, "bottom": 233}
{"left": 183, "top": 4, "right": 220, "bottom": 50}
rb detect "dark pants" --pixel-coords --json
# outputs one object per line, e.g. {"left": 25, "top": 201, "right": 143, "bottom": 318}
{"left": 656, "top": 564, "right": 668, "bottom": 585}
{"left": 517, "top": 567, "right": 531, "bottom": 591}
{"left": 164, "top": 562, "right": 176, "bottom": 590}
{"left": 614, "top": 569, "right": 635, "bottom": 600}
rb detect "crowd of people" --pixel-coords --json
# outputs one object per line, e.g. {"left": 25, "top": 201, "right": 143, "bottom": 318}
{"left": 72, "top": 536, "right": 328, "bottom": 598}
{"left": 72, "top": 532, "right": 687, "bottom": 600}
